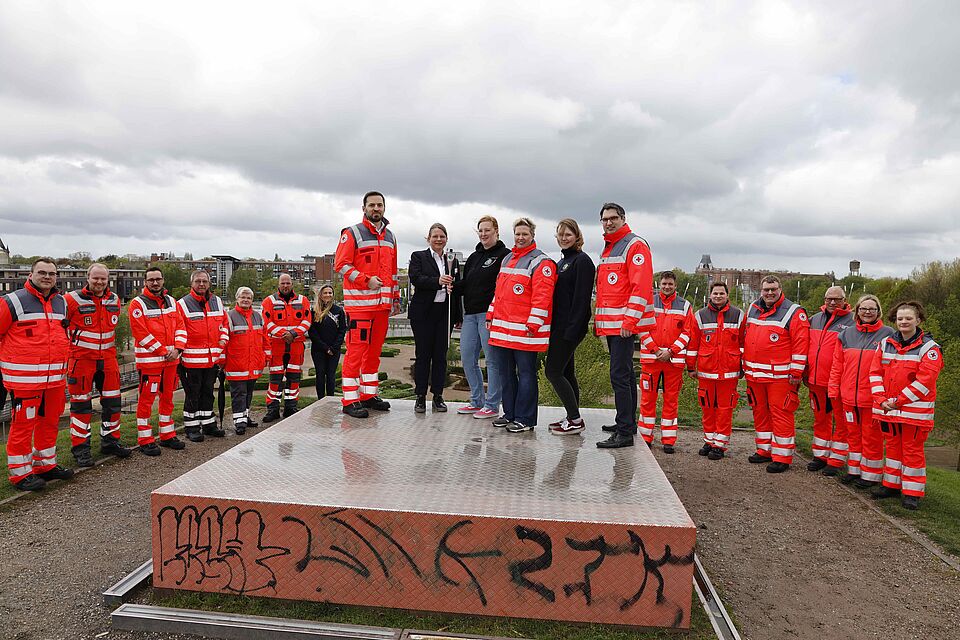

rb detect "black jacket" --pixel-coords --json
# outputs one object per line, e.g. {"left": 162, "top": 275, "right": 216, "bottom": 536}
{"left": 551, "top": 248, "right": 596, "bottom": 342}
{"left": 307, "top": 303, "right": 347, "bottom": 354}
{"left": 408, "top": 249, "right": 462, "bottom": 324}
{"left": 453, "top": 240, "right": 510, "bottom": 315}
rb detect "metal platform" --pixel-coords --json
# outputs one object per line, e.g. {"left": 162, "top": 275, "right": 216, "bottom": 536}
{"left": 151, "top": 398, "right": 696, "bottom": 629}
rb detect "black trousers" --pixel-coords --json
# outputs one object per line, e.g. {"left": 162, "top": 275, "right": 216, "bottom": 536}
{"left": 410, "top": 301, "right": 450, "bottom": 396}
{"left": 312, "top": 348, "right": 340, "bottom": 398}
{"left": 545, "top": 334, "right": 583, "bottom": 420}
{"left": 229, "top": 379, "right": 256, "bottom": 427}
{"left": 607, "top": 335, "right": 638, "bottom": 436}
{"left": 179, "top": 365, "right": 219, "bottom": 434}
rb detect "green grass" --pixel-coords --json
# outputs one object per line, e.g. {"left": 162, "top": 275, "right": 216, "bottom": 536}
{"left": 157, "top": 589, "right": 716, "bottom": 639}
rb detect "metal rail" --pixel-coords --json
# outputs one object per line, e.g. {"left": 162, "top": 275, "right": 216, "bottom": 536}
{"left": 103, "top": 559, "right": 153, "bottom": 606}
{"left": 693, "top": 554, "right": 742, "bottom": 640}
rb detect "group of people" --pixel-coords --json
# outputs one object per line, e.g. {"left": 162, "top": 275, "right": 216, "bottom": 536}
{"left": 0, "top": 191, "right": 945, "bottom": 510}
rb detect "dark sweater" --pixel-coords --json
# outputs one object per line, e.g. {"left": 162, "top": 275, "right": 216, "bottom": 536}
{"left": 551, "top": 248, "right": 596, "bottom": 342}
{"left": 307, "top": 304, "right": 347, "bottom": 353}
{"left": 453, "top": 240, "right": 511, "bottom": 315}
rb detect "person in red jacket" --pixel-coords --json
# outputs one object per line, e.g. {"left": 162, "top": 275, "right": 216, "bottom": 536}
{"left": 595, "top": 202, "right": 655, "bottom": 448}
{"left": 686, "top": 282, "right": 745, "bottom": 460}
{"left": 743, "top": 275, "right": 810, "bottom": 473}
{"left": 260, "top": 273, "right": 312, "bottom": 422}
{"left": 485, "top": 217, "right": 557, "bottom": 432}
{"left": 64, "top": 263, "right": 130, "bottom": 467}
{"left": 827, "top": 294, "right": 895, "bottom": 485}
{"left": 129, "top": 267, "right": 188, "bottom": 456}
{"left": 334, "top": 191, "right": 400, "bottom": 418}
{"left": 0, "top": 259, "right": 74, "bottom": 491}
{"left": 870, "top": 301, "right": 943, "bottom": 510}
{"left": 804, "top": 286, "right": 855, "bottom": 473}
{"left": 637, "top": 271, "right": 693, "bottom": 452}
{"left": 223, "top": 286, "right": 270, "bottom": 434}
{"left": 177, "top": 270, "right": 229, "bottom": 441}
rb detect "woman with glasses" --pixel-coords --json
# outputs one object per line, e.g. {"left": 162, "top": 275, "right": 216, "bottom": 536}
{"left": 827, "top": 294, "right": 895, "bottom": 485}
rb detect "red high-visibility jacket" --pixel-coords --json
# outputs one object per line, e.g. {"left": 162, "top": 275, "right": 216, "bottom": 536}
{"left": 686, "top": 303, "right": 745, "bottom": 379}
{"left": 64, "top": 286, "right": 121, "bottom": 360}
{"left": 805, "top": 305, "right": 854, "bottom": 387}
{"left": 486, "top": 242, "right": 556, "bottom": 352}
{"left": 334, "top": 218, "right": 399, "bottom": 314}
{"left": 594, "top": 224, "right": 655, "bottom": 336}
{"left": 870, "top": 331, "right": 943, "bottom": 428}
{"left": 178, "top": 291, "right": 229, "bottom": 368}
{"left": 128, "top": 287, "right": 187, "bottom": 372}
{"left": 743, "top": 294, "right": 810, "bottom": 382}
{"left": 223, "top": 307, "right": 270, "bottom": 380}
{"left": 828, "top": 319, "right": 895, "bottom": 406}
{"left": 0, "top": 280, "right": 70, "bottom": 390}
{"left": 261, "top": 292, "right": 311, "bottom": 346}
{"left": 639, "top": 292, "right": 693, "bottom": 367}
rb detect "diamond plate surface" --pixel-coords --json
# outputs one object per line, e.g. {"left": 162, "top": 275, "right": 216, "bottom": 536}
{"left": 152, "top": 398, "right": 696, "bottom": 629}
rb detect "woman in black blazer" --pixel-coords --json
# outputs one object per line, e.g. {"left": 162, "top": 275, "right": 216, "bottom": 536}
{"left": 308, "top": 285, "right": 347, "bottom": 399}
{"left": 408, "top": 222, "right": 461, "bottom": 413}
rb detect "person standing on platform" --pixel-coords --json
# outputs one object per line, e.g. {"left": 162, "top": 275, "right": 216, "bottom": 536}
{"left": 804, "top": 286, "right": 855, "bottom": 473}
{"left": 0, "top": 259, "right": 74, "bottom": 491}
{"left": 595, "top": 203, "right": 655, "bottom": 449}
{"left": 743, "top": 275, "right": 810, "bottom": 473}
{"left": 545, "top": 218, "right": 595, "bottom": 435}
{"left": 637, "top": 271, "right": 693, "bottom": 453}
{"left": 686, "top": 282, "right": 745, "bottom": 459}
{"left": 177, "top": 271, "right": 229, "bottom": 440}
{"left": 261, "top": 273, "right": 312, "bottom": 422}
{"left": 828, "top": 294, "right": 895, "bottom": 485}
{"left": 409, "top": 223, "right": 461, "bottom": 413}
{"left": 486, "top": 217, "right": 557, "bottom": 433}
{"left": 308, "top": 284, "right": 346, "bottom": 399}
{"left": 335, "top": 191, "right": 400, "bottom": 418}
{"left": 129, "top": 267, "right": 187, "bottom": 456}
{"left": 870, "top": 301, "right": 943, "bottom": 510}
{"left": 224, "top": 286, "right": 269, "bottom": 435}
{"left": 452, "top": 215, "right": 510, "bottom": 420}
{"left": 64, "top": 263, "right": 130, "bottom": 467}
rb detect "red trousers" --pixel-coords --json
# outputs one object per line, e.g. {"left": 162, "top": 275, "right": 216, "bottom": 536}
{"left": 808, "top": 385, "right": 847, "bottom": 463}
{"left": 6, "top": 387, "right": 66, "bottom": 484}
{"left": 830, "top": 404, "right": 882, "bottom": 478}
{"left": 136, "top": 365, "right": 178, "bottom": 445}
{"left": 67, "top": 358, "right": 121, "bottom": 447}
{"left": 697, "top": 378, "right": 738, "bottom": 451}
{"left": 341, "top": 311, "right": 389, "bottom": 406}
{"left": 879, "top": 421, "right": 930, "bottom": 497}
{"left": 267, "top": 340, "right": 305, "bottom": 408}
{"left": 747, "top": 380, "right": 800, "bottom": 463}
{"left": 637, "top": 363, "right": 684, "bottom": 445}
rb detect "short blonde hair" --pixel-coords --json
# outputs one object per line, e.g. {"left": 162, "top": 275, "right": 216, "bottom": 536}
{"left": 513, "top": 217, "right": 536, "bottom": 235}
{"left": 235, "top": 286, "right": 254, "bottom": 298}
{"left": 556, "top": 218, "right": 584, "bottom": 251}
{"left": 477, "top": 215, "right": 499, "bottom": 232}
{"left": 854, "top": 294, "right": 881, "bottom": 318}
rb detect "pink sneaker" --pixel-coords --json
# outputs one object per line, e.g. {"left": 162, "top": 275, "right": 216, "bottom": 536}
{"left": 457, "top": 405, "right": 482, "bottom": 414}
{"left": 473, "top": 408, "right": 498, "bottom": 420}
{"left": 549, "top": 418, "right": 585, "bottom": 435}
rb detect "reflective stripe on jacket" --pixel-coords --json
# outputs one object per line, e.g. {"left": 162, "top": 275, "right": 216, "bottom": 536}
{"left": 0, "top": 280, "right": 70, "bottom": 390}
{"left": 686, "top": 303, "right": 745, "bottom": 379}
{"left": 65, "top": 287, "right": 121, "bottom": 360}
{"left": 129, "top": 288, "right": 187, "bottom": 371}
{"left": 743, "top": 294, "right": 810, "bottom": 382}
{"left": 486, "top": 242, "right": 556, "bottom": 352}
{"left": 594, "top": 224, "right": 654, "bottom": 336}
{"left": 178, "top": 291, "right": 229, "bottom": 368}
{"left": 828, "top": 320, "right": 895, "bottom": 407}
{"left": 334, "top": 218, "right": 399, "bottom": 313}
{"left": 870, "top": 332, "right": 943, "bottom": 427}
{"left": 224, "top": 307, "right": 270, "bottom": 380}
{"left": 806, "top": 306, "right": 854, "bottom": 387}
{"left": 639, "top": 292, "right": 693, "bottom": 367}
{"left": 261, "top": 293, "right": 311, "bottom": 346}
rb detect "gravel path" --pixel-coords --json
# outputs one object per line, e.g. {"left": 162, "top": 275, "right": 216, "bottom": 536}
{"left": 0, "top": 418, "right": 958, "bottom": 639}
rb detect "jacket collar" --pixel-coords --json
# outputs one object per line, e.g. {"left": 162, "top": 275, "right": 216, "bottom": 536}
{"left": 141, "top": 286, "right": 168, "bottom": 304}
{"left": 511, "top": 241, "right": 537, "bottom": 258}
{"left": 659, "top": 291, "right": 677, "bottom": 306}
{"left": 856, "top": 318, "right": 884, "bottom": 332}
{"left": 603, "top": 223, "right": 632, "bottom": 245}
{"left": 475, "top": 239, "right": 506, "bottom": 253}
{"left": 709, "top": 301, "right": 730, "bottom": 314}
{"left": 753, "top": 293, "right": 785, "bottom": 318}
{"left": 25, "top": 278, "right": 59, "bottom": 301}
{"left": 278, "top": 289, "right": 295, "bottom": 302}
{"left": 190, "top": 289, "right": 210, "bottom": 305}
{"left": 81, "top": 285, "right": 111, "bottom": 299}
{"left": 361, "top": 216, "right": 388, "bottom": 238}
{"left": 895, "top": 328, "right": 924, "bottom": 350}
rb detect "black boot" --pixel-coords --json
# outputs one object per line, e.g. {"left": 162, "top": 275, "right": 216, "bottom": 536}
{"left": 766, "top": 461, "right": 790, "bottom": 474}
{"left": 415, "top": 395, "right": 426, "bottom": 414}
{"left": 432, "top": 395, "right": 447, "bottom": 412}
{"left": 901, "top": 495, "right": 920, "bottom": 510}
{"left": 597, "top": 433, "right": 634, "bottom": 449}
{"left": 748, "top": 453, "right": 772, "bottom": 464}
{"left": 362, "top": 396, "right": 391, "bottom": 411}
{"left": 100, "top": 436, "right": 132, "bottom": 458}
{"left": 343, "top": 402, "right": 369, "bottom": 418}
{"left": 601, "top": 424, "right": 617, "bottom": 433}
{"left": 698, "top": 443, "right": 713, "bottom": 456}
{"left": 872, "top": 485, "right": 900, "bottom": 499}
{"left": 707, "top": 447, "right": 725, "bottom": 460}
{"left": 821, "top": 466, "right": 839, "bottom": 477}
{"left": 283, "top": 401, "right": 299, "bottom": 418}
{"left": 185, "top": 429, "right": 204, "bottom": 443}
{"left": 262, "top": 403, "right": 282, "bottom": 423}
{"left": 203, "top": 426, "right": 226, "bottom": 438}
{"left": 72, "top": 445, "right": 95, "bottom": 468}
{"left": 36, "top": 465, "right": 75, "bottom": 481}
{"left": 807, "top": 458, "right": 828, "bottom": 472}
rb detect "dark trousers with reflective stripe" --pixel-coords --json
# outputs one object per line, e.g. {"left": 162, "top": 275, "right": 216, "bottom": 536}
{"left": 179, "top": 366, "right": 218, "bottom": 434}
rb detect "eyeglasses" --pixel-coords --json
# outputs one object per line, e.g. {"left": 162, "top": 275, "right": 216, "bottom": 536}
{"left": 35, "top": 270, "right": 58, "bottom": 277}
{"left": 600, "top": 216, "right": 622, "bottom": 224}
{"left": 825, "top": 297, "right": 845, "bottom": 302}
{"left": 146, "top": 277, "right": 164, "bottom": 283}
{"left": 859, "top": 308, "right": 879, "bottom": 313}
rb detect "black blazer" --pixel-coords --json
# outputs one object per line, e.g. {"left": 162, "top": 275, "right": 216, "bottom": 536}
{"left": 408, "top": 249, "right": 462, "bottom": 324}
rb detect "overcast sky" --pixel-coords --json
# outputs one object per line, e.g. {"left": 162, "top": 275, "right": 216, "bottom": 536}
{"left": 1, "top": 1, "right": 958, "bottom": 278}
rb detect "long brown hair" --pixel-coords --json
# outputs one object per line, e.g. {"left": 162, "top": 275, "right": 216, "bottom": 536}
{"left": 313, "top": 285, "right": 335, "bottom": 322}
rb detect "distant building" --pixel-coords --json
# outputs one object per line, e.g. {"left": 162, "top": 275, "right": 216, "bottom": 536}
{"left": 695, "top": 254, "right": 834, "bottom": 301}
{"left": 149, "top": 253, "right": 321, "bottom": 290}
{"left": 0, "top": 237, "right": 10, "bottom": 266}
{"left": 1, "top": 264, "right": 144, "bottom": 300}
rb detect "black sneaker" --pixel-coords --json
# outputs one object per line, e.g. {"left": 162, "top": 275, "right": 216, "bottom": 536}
{"left": 901, "top": 495, "right": 920, "bottom": 510}
{"left": 872, "top": 485, "right": 900, "bottom": 499}
{"left": 262, "top": 405, "right": 282, "bottom": 423}
{"left": 343, "top": 402, "right": 369, "bottom": 418}
{"left": 14, "top": 475, "right": 46, "bottom": 491}
{"left": 698, "top": 443, "right": 712, "bottom": 456}
{"left": 415, "top": 395, "right": 426, "bottom": 414}
{"left": 140, "top": 442, "right": 161, "bottom": 456}
{"left": 506, "top": 421, "right": 534, "bottom": 433}
{"left": 492, "top": 416, "right": 511, "bottom": 428}
{"left": 662, "top": 444, "right": 675, "bottom": 454}
{"left": 765, "top": 461, "right": 790, "bottom": 474}
{"left": 72, "top": 446, "right": 95, "bottom": 468}
{"left": 807, "top": 458, "right": 828, "bottom": 472}
{"left": 601, "top": 424, "right": 617, "bottom": 433}
{"left": 821, "top": 466, "right": 840, "bottom": 477}
{"left": 159, "top": 436, "right": 186, "bottom": 450}
{"left": 432, "top": 395, "right": 448, "bottom": 412}
{"left": 748, "top": 453, "right": 772, "bottom": 464}
{"left": 707, "top": 447, "right": 725, "bottom": 460}
{"left": 100, "top": 437, "right": 132, "bottom": 458}
{"left": 362, "top": 396, "right": 391, "bottom": 411}
{"left": 36, "top": 465, "right": 75, "bottom": 481}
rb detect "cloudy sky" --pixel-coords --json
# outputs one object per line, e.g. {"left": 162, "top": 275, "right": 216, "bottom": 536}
{"left": 1, "top": 1, "right": 958, "bottom": 277}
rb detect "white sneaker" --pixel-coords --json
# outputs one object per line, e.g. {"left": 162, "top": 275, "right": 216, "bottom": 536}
{"left": 549, "top": 418, "right": 585, "bottom": 435}
{"left": 473, "top": 408, "right": 498, "bottom": 420}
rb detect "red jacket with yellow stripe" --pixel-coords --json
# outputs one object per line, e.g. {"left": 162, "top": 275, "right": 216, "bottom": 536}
{"left": 486, "top": 242, "right": 556, "bottom": 352}
{"left": 0, "top": 280, "right": 70, "bottom": 390}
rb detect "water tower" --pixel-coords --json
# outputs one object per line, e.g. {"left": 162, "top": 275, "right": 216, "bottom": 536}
{"left": 849, "top": 260, "right": 861, "bottom": 277}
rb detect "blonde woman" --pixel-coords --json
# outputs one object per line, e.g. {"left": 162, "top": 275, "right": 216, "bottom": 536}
{"left": 308, "top": 285, "right": 347, "bottom": 399}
